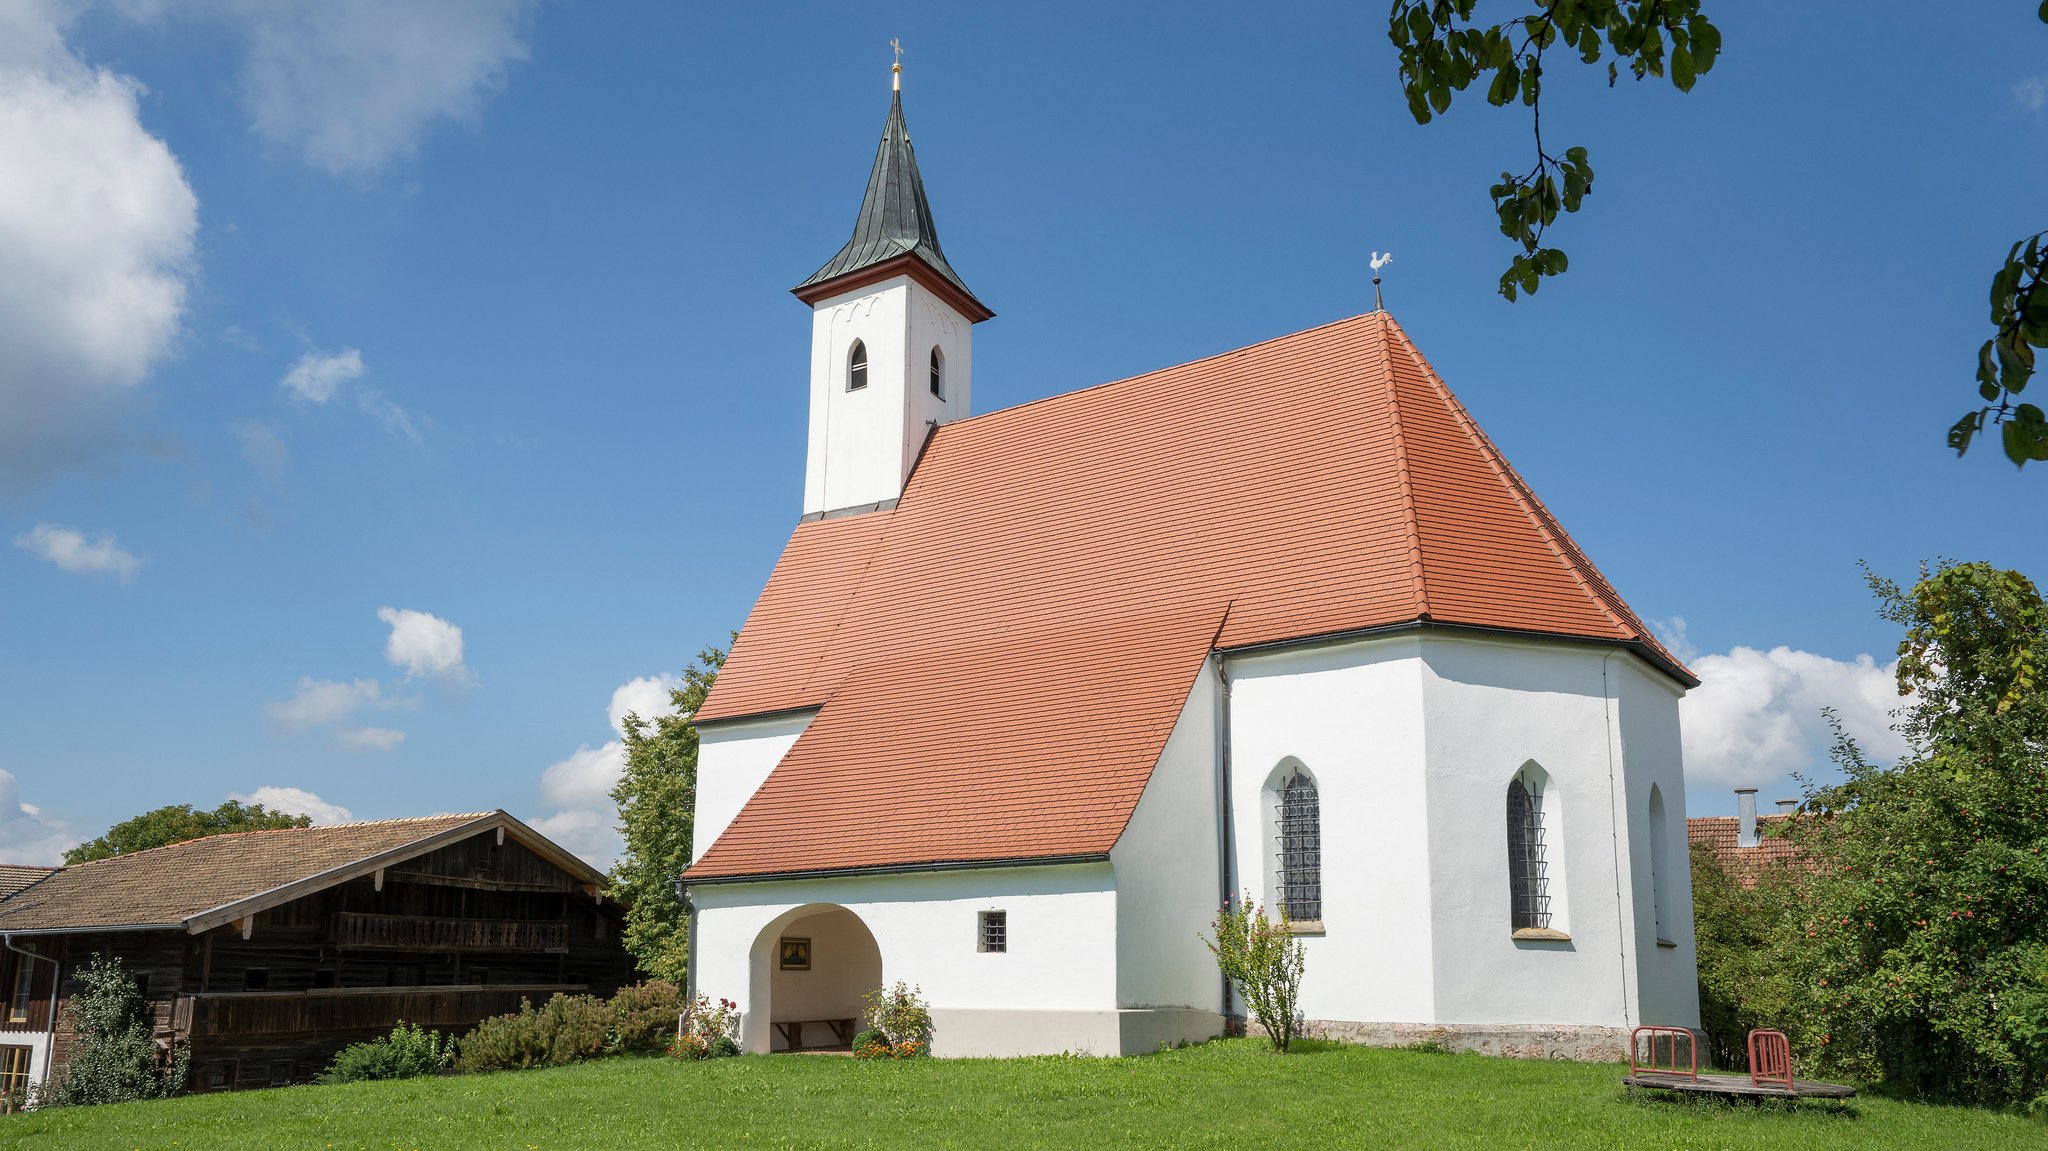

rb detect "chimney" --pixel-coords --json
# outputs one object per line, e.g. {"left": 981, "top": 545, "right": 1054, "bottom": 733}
{"left": 1735, "top": 788, "right": 1759, "bottom": 848}
{"left": 1775, "top": 798, "right": 1798, "bottom": 814}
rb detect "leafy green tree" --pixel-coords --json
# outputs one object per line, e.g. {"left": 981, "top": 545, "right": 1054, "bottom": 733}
{"left": 63, "top": 800, "right": 311, "bottom": 864}
{"left": 44, "top": 955, "right": 188, "bottom": 1106}
{"left": 1688, "top": 842, "right": 1810, "bottom": 1069}
{"left": 1389, "top": 4, "right": 2048, "bottom": 466}
{"left": 608, "top": 645, "right": 725, "bottom": 983}
{"left": 1785, "top": 562, "right": 2048, "bottom": 1107}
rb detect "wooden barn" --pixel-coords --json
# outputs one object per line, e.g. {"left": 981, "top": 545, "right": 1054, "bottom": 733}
{"left": 0, "top": 811, "right": 632, "bottom": 1096}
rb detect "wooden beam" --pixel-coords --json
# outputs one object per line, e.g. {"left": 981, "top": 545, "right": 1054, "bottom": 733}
{"left": 239, "top": 916, "right": 253, "bottom": 941}
{"left": 373, "top": 868, "right": 384, "bottom": 893}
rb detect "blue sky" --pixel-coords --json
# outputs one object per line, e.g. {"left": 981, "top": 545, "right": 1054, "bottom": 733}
{"left": 3, "top": 2, "right": 2045, "bottom": 865}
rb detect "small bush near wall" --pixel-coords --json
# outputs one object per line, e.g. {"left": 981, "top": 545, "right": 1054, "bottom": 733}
{"left": 668, "top": 995, "right": 740, "bottom": 1060}
{"left": 859, "top": 983, "right": 932, "bottom": 1057}
{"left": 608, "top": 981, "right": 688, "bottom": 1055}
{"left": 456, "top": 995, "right": 614, "bottom": 1073}
{"left": 319, "top": 1022, "right": 453, "bottom": 1084}
{"left": 1204, "top": 894, "right": 1307, "bottom": 1053}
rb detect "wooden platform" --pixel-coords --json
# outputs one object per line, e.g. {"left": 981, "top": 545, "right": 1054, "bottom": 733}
{"left": 1623, "top": 1071, "right": 1857, "bottom": 1099}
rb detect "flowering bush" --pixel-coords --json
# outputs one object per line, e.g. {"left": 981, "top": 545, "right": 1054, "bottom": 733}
{"left": 1204, "top": 893, "right": 1307, "bottom": 1052}
{"left": 860, "top": 982, "right": 933, "bottom": 1053}
{"left": 669, "top": 994, "right": 740, "bottom": 1060}
{"left": 852, "top": 1028, "right": 926, "bottom": 1061}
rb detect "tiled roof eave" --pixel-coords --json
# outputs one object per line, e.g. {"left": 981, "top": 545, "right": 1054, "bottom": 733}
{"left": 686, "top": 850, "right": 1113, "bottom": 886}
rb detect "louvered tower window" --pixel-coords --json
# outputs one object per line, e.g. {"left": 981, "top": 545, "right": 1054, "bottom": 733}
{"left": 929, "top": 346, "right": 944, "bottom": 397}
{"left": 1275, "top": 771, "right": 1321, "bottom": 922}
{"left": 847, "top": 340, "right": 868, "bottom": 391}
{"left": 1506, "top": 775, "right": 1552, "bottom": 930}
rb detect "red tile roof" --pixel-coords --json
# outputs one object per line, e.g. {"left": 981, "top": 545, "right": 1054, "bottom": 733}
{"left": 1687, "top": 815, "right": 1810, "bottom": 886}
{"left": 689, "top": 312, "right": 1689, "bottom": 881}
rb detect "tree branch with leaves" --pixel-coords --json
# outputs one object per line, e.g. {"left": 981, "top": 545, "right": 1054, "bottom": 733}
{"left": 1388, "top": 1, "right": 1719, "bottom": 299}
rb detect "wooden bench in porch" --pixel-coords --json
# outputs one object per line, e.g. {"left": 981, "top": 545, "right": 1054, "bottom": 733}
{"left": 772, "top": 1018, "right": 858, "bottom": 1051}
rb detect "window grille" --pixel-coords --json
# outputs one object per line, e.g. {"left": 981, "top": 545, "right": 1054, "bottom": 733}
{"left": 848, "top": 340, "right": 868, "bottom": 390}
{"left": 977, "top": 910, "right": 1007, "bottom": 953}
{"left": 1506, "top": 776, "right": 1552, "bottom": 930}
{"left": 1275, "top": 772, "right": 1321, "bottom": 922}
{"left": 929, "top": 347, "right": 944, "bottom": 397}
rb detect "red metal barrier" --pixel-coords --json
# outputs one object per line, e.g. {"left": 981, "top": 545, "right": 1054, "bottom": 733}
{"left": 1748, "top": 1029, "right": 1794, "bottom": 1090}
{"left": 1629, "top": 1025, "right": 1698, "bottom": 1081}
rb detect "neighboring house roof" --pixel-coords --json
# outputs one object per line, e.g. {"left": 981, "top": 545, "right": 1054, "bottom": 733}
{"left": 0, "top": 811, "right": 605, "bottom": 935}
{"left": 0, "top": 865, "right": 58, "bottom": 901}
{"left": 1688, "top": 815, "right": 1809, "bottom": 885}
{"left": 792, "top": 89, "right": 991, "bottom": 321}
{"left": 688, "top": 312, "right": 1691, "bottom": 883}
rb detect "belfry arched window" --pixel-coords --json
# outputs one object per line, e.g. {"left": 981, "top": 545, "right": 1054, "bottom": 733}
{"left": 1275, "top": 768, "right": 1321, "bottom": 922}
{"left": 1506, "top": 770, "right": 1552, "bottom": 931}
{"left": 929, "top": 346, "right": 944, "bottom": 397}
{"left": 847, "top": 340, "right": 868, "bottom": 391}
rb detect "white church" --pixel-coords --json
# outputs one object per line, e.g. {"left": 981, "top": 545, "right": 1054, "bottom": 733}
{"left": 684, "top": 67, "right": 1701, "bottom": 1059}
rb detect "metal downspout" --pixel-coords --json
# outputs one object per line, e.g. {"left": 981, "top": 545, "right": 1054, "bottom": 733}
{"left": 1212, "top": 653, "right": 1238, "bottom": 1022}
{"left": 3, "top": 933, "right": 60, "bottom": 1094}
{"left": 1601, "top": 651, "right": 1635, "bottom": 1031}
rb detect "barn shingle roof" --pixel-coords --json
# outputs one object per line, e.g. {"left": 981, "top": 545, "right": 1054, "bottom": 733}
{"left": 688, "top": 312, "right": 1690, "bottom": 883}
{"left": 0, "top": 865, "right": 57, "bottom": 901}
{"left": 0, "top": 812, "right": 599, "bottom": 934}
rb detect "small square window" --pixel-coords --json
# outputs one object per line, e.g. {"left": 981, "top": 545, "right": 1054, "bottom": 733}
{"left": 977, "top": 911, "right": 1007, "bottom": 953}
{"left": 243, "top": 969, "right": 269, "bottom": 992}
{"left": 268, "top": 1061, "right": 294, "bottom": 1087}
{"left": 207, "top": 1061, "right": 234, "bottom": 1090}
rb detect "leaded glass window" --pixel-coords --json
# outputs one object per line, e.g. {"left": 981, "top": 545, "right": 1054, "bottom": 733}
{"left": 848, "top": 339, "right": 868, "bottom": 391}
{"left": 1276, "top": 771, "right": 1321, "bottom": 922}
{"left": 1507, "top": 775, "right": 1552, "bottom": 930}
{"left": 929, "top": 346, "right": 944, "bottom": 397}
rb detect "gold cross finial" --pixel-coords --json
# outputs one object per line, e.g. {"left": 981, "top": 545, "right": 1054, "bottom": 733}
{"left": 890, "top": 38, "right": 903, "bottom": 90}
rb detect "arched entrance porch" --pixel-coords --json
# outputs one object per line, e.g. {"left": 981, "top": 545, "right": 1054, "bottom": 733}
{"left": 745, "top": 904, "right": 882, "bottom": 1053}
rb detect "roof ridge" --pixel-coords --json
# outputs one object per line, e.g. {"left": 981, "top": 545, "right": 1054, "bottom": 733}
{"left": 943, "top": 312, "right": 1377, "bottom": 437}
{"left": 59, "top": 811, "right": 498, "bottom": 871}
{"left": 1383, "top": 315, "right": 1651, "bottom": 651}
{"left": 1371, "top": 312, "right": 1432, "bottom": 619}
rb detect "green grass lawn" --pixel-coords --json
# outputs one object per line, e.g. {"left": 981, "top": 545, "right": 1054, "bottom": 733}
{"left": 3, "top": 1039, "right": 2038, "bottom": 1150}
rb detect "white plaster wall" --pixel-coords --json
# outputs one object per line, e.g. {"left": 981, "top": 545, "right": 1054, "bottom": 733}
{"left": 1225, "top": 635, "right": 1437, "bottom": 1025}
{"left": 1616, "top": 657, "right": 1702, "bottom": 1029}
{"left": 1419, "top": 636, "right": 1650, "bottom": 1031}
{"left": 1110, "top": 668, "right": 1222, "bottom": 1015}
{"left": 803, "top": 276, "right": 972, "bottom": 516}
{"left": 690, "top": 863, "right": 1118, "bottom": 1056}
{"left": 691, "top": 712, "right": 813, "bottom": 863}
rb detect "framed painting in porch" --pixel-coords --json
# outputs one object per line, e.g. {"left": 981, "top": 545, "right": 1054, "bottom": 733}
{"left": 778, "top": 937, "right": 811, "bottom": 971}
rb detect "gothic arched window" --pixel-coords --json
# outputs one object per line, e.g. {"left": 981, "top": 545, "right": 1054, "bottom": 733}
{"left": 848, "top": 340, "right": 868, "bottom": 391}
{"left": 1648, "top": 784, "right": 1673, "bottom": 943}
{"left": 929, "top": 346, "right": 944, "bottom": 397}
{"left": 1275, "top": 769, "right": 1321, "bottom": 922}
{"left": 1506, "top": 771, "right": 1552, "bottom": 931}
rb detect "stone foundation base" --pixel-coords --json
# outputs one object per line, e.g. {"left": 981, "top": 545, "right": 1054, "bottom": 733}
{"left": 1285, "top": 1020, "right": 1633, "bottom": 1062}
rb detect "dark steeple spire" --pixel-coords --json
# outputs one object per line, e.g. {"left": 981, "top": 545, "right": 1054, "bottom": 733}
{"left": 794, "top": 86, "right": 991, "bottom": 321}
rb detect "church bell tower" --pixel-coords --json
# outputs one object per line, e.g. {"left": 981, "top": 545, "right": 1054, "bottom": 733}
{"left": 792, "top": 59, "right": 993, "bottom": 519}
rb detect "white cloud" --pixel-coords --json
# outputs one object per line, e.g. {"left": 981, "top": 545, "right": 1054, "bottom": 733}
{"left": 1680, "top": 645, "right": 1912, "bottom": 788}
{"left": 279, "top": 346, "right": 363, "bottom": 404}
{"left": 230, "top": 785, "right": 353, "bottom": 824}
{"left": 356, "top": 388, "right": 422, "bottom": 441}
{"left": 2017, "top": 76, "right": 2047, "bottom": 113}
{"left": 210, "top": 0, "right": 538, "bottom": 176}
{"left": 608, "top": 675, "right": 681, "bottom": 738}
{"left": 230, "top": 418, "right": 288, "bottom": 482}
{"left": 0, "top": 0, "right": 200, "bottom": 490}
{"left": 0, "top": 768, "right": 75, "bottom": 865}
{"left": 378, "top": 606, "right": 471, "bottom": 682}
{"left": 337, "top": 726, "right": 405, "bottom": 752}
{"left": 540, "top": 741, "right": 624, "bottom": 812}
{"left": 532, "top": 671, "right": 685, "bottom": 870}
{"left": 14, "top": 523, "right": 143, "bottom": 582}
{"left": 263, "top": 676, "right": 387, "bottom": 729}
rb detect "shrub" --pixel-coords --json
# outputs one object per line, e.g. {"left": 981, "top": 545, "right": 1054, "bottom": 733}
{"left": 1203, "top": 893, "right": 1307, "bottom": 1052}
{"left": 43, "top": 954, "right": 188, "bottom": 1106}
{"left": 861, "top": 982, "right": 933, "bottom": 1049}
{"left": 668, "top": 994, "right": 740, "bottom": 1060}
{"left": 320, "top": 1021, "right": 453, "bottom": 1084}
{"left": 608, "top": 980, "right": 687, "bottom": 1054}
{"left": 456, "top": 994, "right": 613, "bottom": 1073}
